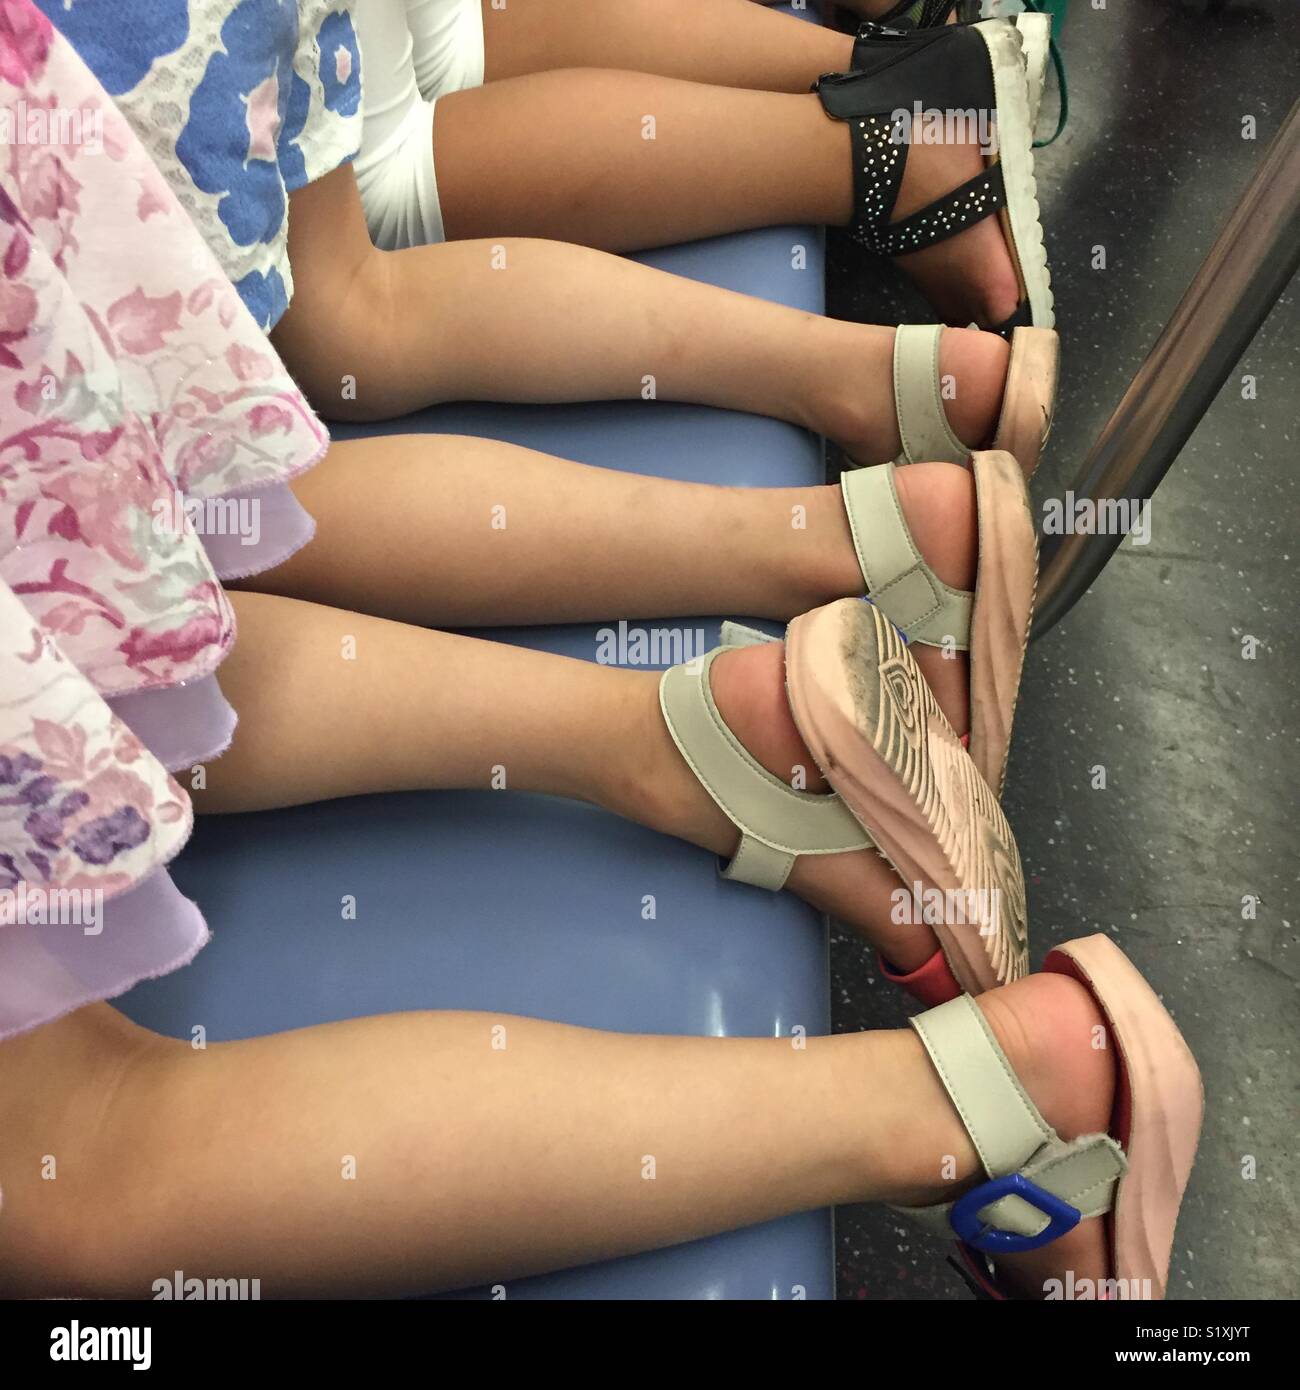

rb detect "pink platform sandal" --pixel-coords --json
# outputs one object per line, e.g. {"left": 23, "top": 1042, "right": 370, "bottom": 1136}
{"left": 784, "top": 596, "right": 1029, "bottom": 997}
{"left": 658, "top": 597, "right": 1028, "bottom": 1004}
{"left": 894, "top": 933, "right": 1204, "bottom": 1300}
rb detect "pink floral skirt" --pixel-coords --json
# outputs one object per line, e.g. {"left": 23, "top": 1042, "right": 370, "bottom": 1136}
{"left": 0, "top": 3, "right": 329, "bottom": 1039}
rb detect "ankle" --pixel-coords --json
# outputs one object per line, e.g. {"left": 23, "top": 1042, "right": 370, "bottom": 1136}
{"left": 810, "top": 322, "right": 902, "bottom": 464}
{"left": 597, "top": 671, "right": 721, "bottom": 843}
{"left": 879, "top": 1025, "right": 983, "bottom": 1205}
{"left": 782, "top": 485, "right": 869, "bottom": 616}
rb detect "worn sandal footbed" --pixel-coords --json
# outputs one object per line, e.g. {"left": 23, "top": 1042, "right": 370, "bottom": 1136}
{"left": 711, "top": 450, "right": 1034, "bottom": 1006}
{"left": 660, "top": 441, "right": 1036, "bottom": 1003}
{"left": 785, "top": 597, "right": 1028, "bottom": 994}
{"left": 709, "top": 447, "right": 1036, "bottom": 1003}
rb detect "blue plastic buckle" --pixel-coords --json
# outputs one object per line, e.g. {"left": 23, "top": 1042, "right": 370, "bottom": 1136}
{"left": 950, "top": 1174, "right": 1081, "bottom": 1254}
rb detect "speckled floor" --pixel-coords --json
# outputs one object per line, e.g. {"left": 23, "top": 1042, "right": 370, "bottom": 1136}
{"left": 827, "top": 0, "right": 1298, "bottom": 1300}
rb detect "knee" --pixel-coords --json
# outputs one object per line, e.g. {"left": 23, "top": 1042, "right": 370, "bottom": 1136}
{"left": 0, "top": 1006, "right": 180, "bottom": 1297}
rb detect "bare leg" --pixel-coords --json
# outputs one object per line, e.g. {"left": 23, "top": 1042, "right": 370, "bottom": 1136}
{"left": 203, "top": 528, "right": 972, "bottom": 973}
{"left": 0, "top": 972, "right": 1112, "bottom": 1298}
{"left": 274, "top": 173, "right": 1011, "bottom": 443}
{"left": 483, "top": 0, "right": 854, "bottom": 89}
{"left": 238, "top": 443, "right": 978, "bottom": 767}
{"left": 436, "top": 74, "right": 851, "bottom": 249}
{"left": 239, "top": 436, "right": 971, "bottom": 624}
{"left": 433, "top": 73, "right": 1019, "bottom": 324}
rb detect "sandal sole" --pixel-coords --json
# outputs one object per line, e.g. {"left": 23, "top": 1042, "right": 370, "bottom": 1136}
{"left": 977, "top": 19, "right": 1054, "bottom": 329}
{"left": 1046, "top": 934, "right": 1204, "bottom": 1300}
{"left": 969, "top": 449, "right": 1039, "bottom": 795}
{"left": 991, "top": 326, "right": 1058, "bottom": 480}
{"left": 1016, "top": 12, "right": 1052, "bottom": 133}
{"left": 785, "top": 597, "right": 1028, "bottom": 994}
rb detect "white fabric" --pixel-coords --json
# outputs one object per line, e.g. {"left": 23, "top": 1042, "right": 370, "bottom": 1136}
{"left": 352, "top": 0, "right": 486, "bottom": 247}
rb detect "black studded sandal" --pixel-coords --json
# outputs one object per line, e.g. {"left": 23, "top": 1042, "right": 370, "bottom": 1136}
{"left": 818, "top": 18, "right": 1053, "bottom": 336}
{"left": 853, "top": 7, "right": 1052, "bottom": 134}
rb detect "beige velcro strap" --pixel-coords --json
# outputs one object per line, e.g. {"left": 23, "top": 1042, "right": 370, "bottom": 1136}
{"left": 718, "top": 620, "right": 775, "bottom": 649}
{"left": 890, "top": 995, "right": 1127, "bottom": 1240}
{"left": 841, "top": 464, "right": 972, "bottom": 649}
{"left": 659, "top": 647, "right": 871, "bottom": 891}
{"left": 893, "top": 323, "right": 969, "bottom": 466}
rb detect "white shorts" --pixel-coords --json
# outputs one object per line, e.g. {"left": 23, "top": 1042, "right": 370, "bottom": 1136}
{"left": 352, "top": 0, "right": 486, "bottom": 248}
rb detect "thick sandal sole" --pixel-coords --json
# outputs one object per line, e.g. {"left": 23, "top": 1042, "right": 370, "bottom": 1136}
{"left": 977, "top": 20, "right": 1054, "bottom": 329}
{"left": 968, "top": 449, "right": 1039, "bottom": 796}
{"left": 991, "top": 326, "right": 1059, "bottom": 480}
{"left": 785, "top": 597, "right": 1028, "bottom": 994}
{"left": 1016, "top": 12, "right": 1052, "bottom": 133}
{"left": 1046, "top": 934, "right": 1204, "bottom": 1300}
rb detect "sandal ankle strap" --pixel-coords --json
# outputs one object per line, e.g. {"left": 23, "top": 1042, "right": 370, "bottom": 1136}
{"left": 718, "top": 620, "right": 773, "bottom": 649}
{"left": 875, "top": 164, "right": 1007, "bottom": 260}
{"left": 893, "top": 323, "right": 969, "bottom": 465}
{"left": 659, "top": 646, "right": 870, "bottom": 891}
{"left": 841, "top": 464, "right": 972, "bottom": 649}
{"left": 891, "top": 995, "right": 1127, "bottom": 1248}
{"left": 817, "top": 23, "right": 1000, "bottom": 258}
